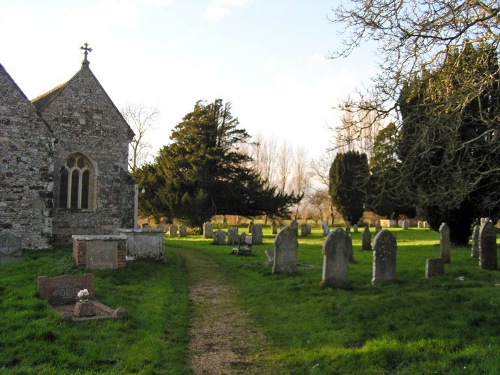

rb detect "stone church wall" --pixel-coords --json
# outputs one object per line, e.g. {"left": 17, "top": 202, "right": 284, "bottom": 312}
{"left": 0, "top": 64, "right": 54, "bottom": 249}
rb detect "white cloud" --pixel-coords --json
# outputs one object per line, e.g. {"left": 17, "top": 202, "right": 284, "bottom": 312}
{"left": 201, "top": 0, "right": 249, "bottom": 22}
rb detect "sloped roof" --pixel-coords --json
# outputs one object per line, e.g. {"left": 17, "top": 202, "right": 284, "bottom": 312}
{"left": 31, "top": 83, "right": 66, "bottom": 112}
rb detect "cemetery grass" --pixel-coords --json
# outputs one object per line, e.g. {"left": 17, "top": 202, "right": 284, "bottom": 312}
{"left": 167, "top": 227, "right": 500, "bottom": 375}
{"left": 0, "top": 248, "right": 192, "bottom": 374}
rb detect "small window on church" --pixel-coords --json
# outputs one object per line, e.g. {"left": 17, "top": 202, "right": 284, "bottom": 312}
{"left": 60, "top": 154, "right": 95, "bottom": 209}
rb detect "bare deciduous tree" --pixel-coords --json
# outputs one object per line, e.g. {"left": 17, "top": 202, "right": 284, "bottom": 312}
{"left": 121, "top": 103, "right": 159, "bottom": 173}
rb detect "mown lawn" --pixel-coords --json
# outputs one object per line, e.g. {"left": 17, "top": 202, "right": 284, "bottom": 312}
{"left": 0, "top": 226, "right": 498, "bottom": 374}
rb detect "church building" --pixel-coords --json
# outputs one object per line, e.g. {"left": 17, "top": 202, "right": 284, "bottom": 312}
{"left": 0, "top": 45, "right": 135, "bottom": 249}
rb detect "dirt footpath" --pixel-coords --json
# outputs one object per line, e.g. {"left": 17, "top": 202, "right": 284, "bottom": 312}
{"left": 178, "top": 248, "right": 270, "bottom": 375}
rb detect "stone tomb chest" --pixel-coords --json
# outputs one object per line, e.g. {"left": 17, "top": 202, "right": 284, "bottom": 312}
{"left": 118, "top": 228, "right": 165, "bottom": 261}
{"left": 72, "top": 235, "right": 127, "bottom": 269}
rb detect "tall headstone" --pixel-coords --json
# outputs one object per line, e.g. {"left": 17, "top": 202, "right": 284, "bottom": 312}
{"left": 272, "top": 221, "right": 278, "bottom": 235}
{"left": 403, "top": 220, "right": 410, "bottom": 230}
{"left": 375, "top": 221, "right": 382, "bottom": 234}
{"left": 362, "top": 226, "right": 371, "bottom": 251}
{"left": 169, "top": 223, "right": 178, "bottom": 238}
{"left": 290, "top": 220, "right": 299, "bottom": 237}
{"left": 213, "top": 229, "right": 227, "bottom": 245}
{"left": 227, "top": 227, "right": 239, "bottom": 245}
{"left": 300, "top": 224, "right": 309, "bottom": 237}
{"left": 372, "top": 229, "right": 397, "bottom": 284}
{"left": 471, "top": 224, "right": 480, "bottom": 258}
{"left": 321, "top": 221, "right": 330, "bottom": 237}
{"left": 439, "top": 222, "right": 451, "bottom": 264}
{"left": 203, "top": 222, "right": 213, "bottom": 239}
{"left": 0, "top": 233, "right": 22, "bottom": 262}
{"left": 479, "top": 221, "right": 498, "bottom": 270}
{"left": 353, "top": 224, "right": 359, "bottom": 233}
{"left": 179, "top": 224, "right": 187, "bottom": 237}
{"left": 321, "top": 228, "right": 351, "bottom": 288}
{"left": 273, "top": 227, "right": 298, "bottom": 274}
{"left": 425, "top": 258, "right": 444, "bottom": 278}
{"left": 251, "top": 224, "right": 263, "bottom": 244}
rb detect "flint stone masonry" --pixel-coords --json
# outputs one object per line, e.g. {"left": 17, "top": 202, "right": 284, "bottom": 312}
{"left": 479, "top": 221, "right": 498, "bottom": 270}
{"left": 38, "top": 273, "right": 95, "bottom": 305}
{"left": 425, "top": 258, "right": 444, "bottom": 278}
{"left": 372, "top": 229, "right": 397, "bottom": 284}
{"left": 73, "top": 235, "right": 126, "bottom": 269}
{"left": 118, "top": 229, "right": 165, "bottom": 261}
{"left": 0, "top": 233, "right": 22, "bottom": 261}
{"left": 273, "top": 227, "right": 298, "bottom": 274}
{"left": 321, "top": 228, "right": 351, "bottom": 288}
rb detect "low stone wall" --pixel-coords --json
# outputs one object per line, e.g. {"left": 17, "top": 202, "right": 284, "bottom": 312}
{"left": 72, "top": 235, "right": 127, "bottom": 269}
{"left": 118, "top": 229, "right": 165, "bottom": 261}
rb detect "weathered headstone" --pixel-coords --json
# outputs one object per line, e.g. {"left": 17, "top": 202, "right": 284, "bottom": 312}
{"left": 227, "top": 227, "right": 239, "bottom": 245}
{"left": 38, "top": 273, "right": 95, "bottom": 305}
{"left": 403, "top": 220, "right": 410, "bottom": 230}
{"left": 179, "top": 224, "right": 187, "bottom": 237}
{"left": 300, "top": 224, "right": 309, "bottom": 237}
{"left": 321, "top": 221, "right": 330, "bottom": 237}
{"left": 118, "top": 229, "right": 165, "bottom": 261}
{"left": 479, "top": 221, "right": 498, "bottom": 270}
{"left": 203, "top": 222, "right": 213, "bottom": 238}
{"left": 251, "top": 224, "right": 263, "bottom": 244}
{"left": 362, "top": 225, "right": 371, "bottom": 251}
{"left": 321, "top": 228, "right": 351, "bottom": 288}
{"left": 0, "top": 233, "right": 22, "bottom": 262}
{"left": 213, "top": 229, "right": 227, "bottom": 245}
{"left": 73, "top": 235, "right": 127, "bottom": 269}
{"left": 353, "top": 224, "right": 359, "bottom": 233}
{"left": 290, "top": 220, "right": 299, "bottom": 237}
{"left": 273, "top": 227, "right": 298, "bottom": 274}
{"left": 169, "top": 223, "right": 178, "bottom": 238}
{"left": 272, "top": 221, "right": 278, "bottom": 235}
{"left": 425, "top": 258, "right": 444, "bottom": 278}
{"left": 471, "top": 224, "right": 480, "bottom": 258}
{"left": 439, "top": 222, "right": 451, "bottom": 264}
{"left": 375, "top": 221, "right": 382, "bottom": 234}
{"left": 372, "top": 229, "right": 397, "bottom": 284}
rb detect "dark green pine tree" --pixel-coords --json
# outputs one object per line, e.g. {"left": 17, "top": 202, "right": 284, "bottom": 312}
{"left": 329, "top": 151, "right": 370, "bottom": 225}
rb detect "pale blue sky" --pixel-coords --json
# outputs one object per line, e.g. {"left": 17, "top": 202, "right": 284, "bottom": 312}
{"left": 0, "top": 0, "right": 375, "bottom": 159}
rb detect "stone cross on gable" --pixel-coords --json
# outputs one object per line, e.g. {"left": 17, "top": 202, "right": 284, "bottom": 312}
{"left": 80, "top": 43, "right": 92, "bottom": 64}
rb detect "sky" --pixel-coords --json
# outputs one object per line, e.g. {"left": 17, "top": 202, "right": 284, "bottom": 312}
{"left": 0, "top": 0, "right": 376, "bottom": 160}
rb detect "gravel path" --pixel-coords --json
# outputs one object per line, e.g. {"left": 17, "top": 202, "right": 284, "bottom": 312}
{"left": 178, "top": 248, "right": 270, "bottom": 374}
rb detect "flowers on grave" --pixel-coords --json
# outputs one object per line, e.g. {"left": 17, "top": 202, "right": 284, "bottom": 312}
{"left": 77, "top": 288, "right": 90, "bottom": 302}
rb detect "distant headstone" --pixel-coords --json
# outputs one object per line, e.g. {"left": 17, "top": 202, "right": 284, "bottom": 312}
{"left": 179, "top": 224, "right": 187, "bottom": 237}
{"left": 213, "top": 229, "right": 227, "bottom": 245}
{"left": 203, "top": 222, "right": 213, "bottom": 238}
{"left": 272, "top": 221, "right": 278, "bottom": 235}
{"left": 38, "top": 273, "right": 95, "bottom": 306}
{"left": 353, "top": 224, "right": 359, "bottom": 233}
{"left": 471, "top": 224, "right": 479, "bottom": 258}
{"left": 273, "top": 227, "right": 298, "bottom": 274}
{"left": 300, "top": 224, "right": 309, "bottom": 237}
{"left": 227, "top": 227, "right": 239, "bottom": 245}
{"left": 439, "top": 222, "right": 451, "bottom": 264}
{"left": 403, "top": 220, "right": 410, "bottom": 230}
{"left": 169, "top": 223, "right": 178, "bottom": 237}
{"left": 372, "top": 229, "right": 397, "bottom": 284}
{"left": 0, "top": 233, "right": 22, "bottom": 261}
{"left": 290, "top": 220, "right": 299, "bottom": 237}
{"left": 375, "top": 221, "right": 382, "bottom": 234}
{"left": 321, "top": 221, "right": 330, "bottom": 237}
{"left": 251, "top": 224, "right": 263, "bottom": 244}
{"left": 425, "top": 258, "right": 444, "bottom": 278}
{"left": 423, "top": 221, "right": 430, "bottom": 228}
{"left": 362, "top": 226, "right": 371, "bottom": 251}
{"left": 321, "top": 228, "right": 351, "bottom": 288}
{"left": 156, "top": 223, "right": 165, "bottom": 231}
{"left": 479, "top": 221, "right": 497, "bottom": 270}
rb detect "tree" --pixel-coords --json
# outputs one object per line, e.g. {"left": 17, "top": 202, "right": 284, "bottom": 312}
{"left": 137, "top": 99, "right": 301, "bottom": 229}
{"left": 398, "top": 43, "right": 500, "bottom": 244}
{"left": 121, "top": 103, "right": 159, "bottom": 173}
{"left": 329, "top": 151, "right": 370, "bottom": 225}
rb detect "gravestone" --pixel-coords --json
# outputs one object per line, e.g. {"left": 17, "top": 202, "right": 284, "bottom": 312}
{"left": 471, "top": 224, "right": 480, "bottom": 258}
{"left": 38, "top": 273, "right": 95, "bottom": 305}
{"left": 0, "top": 233, "right": 22, "bottom": 262}
{"left": 290, "top": 220, "right": 299, "bottom": 237}
{"left": 203, "top": 222, "right": 213, "bottom": 238}
{"left": 227, "top": 227, "right": 239, "bottom": 245}
{"left": 403, "top": 220, "right": 410, "bottom": 230}
{"left": 300, "top": 224, "right": 309, "bottom": 237}
{"left": 372, "top": 229, "right": 397, "bottom": 284}
{"left": 213, "top": 229, "right": 227, "bottom": 245}
{"left": 273, "top": 227, "right": 298, "bottom": 274}
{"left": 353, "top": 224, "right": 358, "bottom": 233}
{"left": 321, "top": 221, "right": 330, "bottom": 237}
{"left": 362, "top": 225, "right": 371, "bottom": 251}
{"left": 479, "top": 221, "right": 498, "bottom": 270}
{"left": 251, "top": 224, "right": 263, "bottom": 244}
{"left": 169, "top": 223, "right": 178, "bottom": 238}
{"left": 118, "top": 229, "right": 165, "bottom": 261}
{"left": 179, "top": 224, "right": 187, "bottom": 237}
{"left": 73, "top": 235, "right": 127, "bottom": 269}
{"left": 425, "top": 258, "right": 444, "bottom": 278}
{"left": 375, "top": 221, "right": 382, "bottom": 234}
{"left": 272, "top": 221, "right": 278, "bottom": 235}
{"left": 439, "top": 222, "right": 451, "bottom": 263}
{"left": 321, "top": 228, "right": 351, "bottom": 288}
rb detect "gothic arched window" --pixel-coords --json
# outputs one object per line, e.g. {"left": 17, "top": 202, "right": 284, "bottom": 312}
{"left": 59, "top": 154, "right": 95, "bottom": 209}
